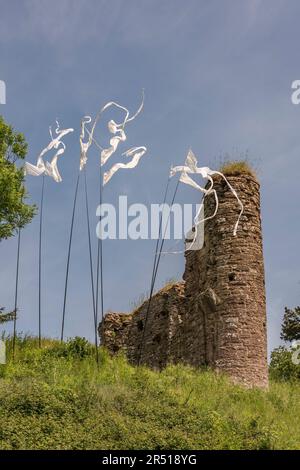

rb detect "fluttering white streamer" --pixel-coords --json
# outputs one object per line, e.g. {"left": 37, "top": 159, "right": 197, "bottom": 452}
{"left": 178, "top": 170, "right": 213, "bottom": 194}
{"left": 24, "top": 156, "right": 46, "bottom": 177}
{"left": 79, "top": 104, "right": 128, "bottom": 171}
{"left": 100, "top": 92, "right": 145, "bottom": 166}
{"left": 206, "top": 170, "right": 243, "bottom": 236}
{"left": 25, "top": 121, "right": 74, "bottom": 182}
{"left": 45, "top": 142, "right": 66, "bottom": 183}
{"left": 80, "top": 91, "right": 146, "bottom": 184}
{"left": 79, "top": 116, "right": 93, "bottom": 171}
{"left": 168, "top": 149, "right": 244, "bottom": 253}
{"left": 101, "top": 124, "right": 127, "bottom": 166}
{"left": 103, "top": 146, "right": 147, "bottom": 185}
{"left": 79, "top": 91, "right": 145, "bottom": 173}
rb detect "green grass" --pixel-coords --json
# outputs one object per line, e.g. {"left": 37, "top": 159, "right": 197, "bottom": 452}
{"left": 219, "top": 160, "right": 257, "bottom": 178}
{"left": 0, "top": 335, "right": 299, "bottom": 450}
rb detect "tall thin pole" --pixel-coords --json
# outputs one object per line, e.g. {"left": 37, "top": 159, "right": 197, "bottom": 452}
{"left": 152, "top": 179, "right": 180, "bottom": 287}
{"left": 84, "top": 169, "right": 99, "bottom": 363}
{"left": 95, "top": 168, "right": 104, "bottom": 353}
{"left": 38, "top": 174, "right": 45, "bottom": 348}
{"left": 61, "top": 173, "right": 80, "bottom": 341}
{"left": 149, "top": 177, "right": 171, "bottom": 295}
{"left": 12, "top": 227, "right": 21, "bottom": 359}
{"left": 138, "top": 176, "right": 180, "bottom": 365}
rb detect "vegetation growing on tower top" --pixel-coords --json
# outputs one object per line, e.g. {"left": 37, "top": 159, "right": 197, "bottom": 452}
{"left": 219, "top": 160, "right": 257, "bottom": 178}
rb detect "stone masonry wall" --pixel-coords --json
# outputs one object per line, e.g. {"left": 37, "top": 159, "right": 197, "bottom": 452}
{"left": 99, "top": 173, "right": 268, "bottom": 388}
{"left": 100, "top": 282, "right": 186, "bottom": 368}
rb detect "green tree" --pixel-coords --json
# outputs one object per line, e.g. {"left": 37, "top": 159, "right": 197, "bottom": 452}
{"left": 0, "top": 115, "right": 36, "bottom": 240}
{"left": 0, "top": 307, "right": 15, "bottom": 324}
{"left": 269, "top": 346, "right": 300, "bottom": 381}
{"left": 0, "top": 116, "right": 36, "bottom": 324}
{"left": 281, "top": 306, "right": 300, "bottom": 342}
{"left": 270, "top": 305, "right": 300, "bottom": 381}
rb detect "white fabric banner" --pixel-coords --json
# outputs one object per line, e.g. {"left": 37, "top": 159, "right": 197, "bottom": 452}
{"left": 25, "top": 121, "right": 74, "bottom": 182}
{"left": 103, "top": 146, "right": 147, "bottom": 185}
{"left": 170, "top": 149, "right": 244, "bottom": 248}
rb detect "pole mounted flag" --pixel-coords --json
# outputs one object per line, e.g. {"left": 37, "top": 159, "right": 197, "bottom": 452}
{"left": 24, "top": 121, "right": 74, "bottom": 347}
{"left": 81, "top": 92, "right": 147, "bottom": 362}
{"left": 169, "top": 149, "right": 244, "bottom": 252}
{"left": 61, "top": 93, "right": 146, "bottom": 361}
{"left": 25, "top": 121, "right": 74, "bottom": 181}
{"left": 61, "top": 114, "right": 95, "bottom": 343}
{"left": 84, "top": 90, "right": 147, "bottom": 184}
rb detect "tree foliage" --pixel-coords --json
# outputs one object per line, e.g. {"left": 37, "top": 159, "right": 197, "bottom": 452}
{"left": 0, "top": 115, "right": 36, "bottom": 240}
{"left": 269, "top": 346, "right": 300, "bottom": 382}
{"left": 281, "top": 306, "right": 300, "bottom": 342}
{"left": 270, "top": 306, "right": 300, "bottom": 382}
{"left": 0, "top": 307, "right": 16, "bottom": 324}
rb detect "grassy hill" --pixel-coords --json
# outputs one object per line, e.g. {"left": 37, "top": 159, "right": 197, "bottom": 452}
{"left": 0, "top": 336, "right": 299, "bottom": 450}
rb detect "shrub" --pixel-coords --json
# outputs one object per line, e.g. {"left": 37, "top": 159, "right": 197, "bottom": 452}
{"left": 44, "top": 337, "right": 94, "bottom": 359}
{"left": 0, "top": 336, "right": 299, "bottom": 449}
{"left": 219, "top": 160, "right": 256, "bottom": 178}
{"left": 269, "top": 346, "right": 300, "bottom": 382}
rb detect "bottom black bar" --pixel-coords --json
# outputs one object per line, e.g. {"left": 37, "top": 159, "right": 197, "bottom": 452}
{"left": 0, "top": 450, "right": 298, "bottom": 465}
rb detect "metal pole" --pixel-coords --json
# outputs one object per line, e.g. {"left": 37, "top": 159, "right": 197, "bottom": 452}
{"left": 12, "top": 227, "right": 21, "bottom": 359}
{"left": 61, "top": 173, "right": 80, "bottom": 341}
{"left": 38, "top": 174, "right": 45, "bottom": 348}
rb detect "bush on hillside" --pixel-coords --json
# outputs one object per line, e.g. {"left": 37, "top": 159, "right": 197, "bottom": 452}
{"left": 44, "top": 336, "right": 94, "bottom": 359}
{"left": 269, "top": 346, "right": 300, "bottom": 382}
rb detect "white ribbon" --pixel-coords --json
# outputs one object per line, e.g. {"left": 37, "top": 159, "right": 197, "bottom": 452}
{"left": 101, "top": 125, "right": 127, "bottom": 166}
{"left": 25, "top": 121, "right": 74, "bottom": 182}
{"left": 100, "top": 93, "right": 144, "bottom": 167}
{"left": 169, "top": 149, "right": 244, "bottom": 253}
{"left": 24, "top": 157, "right": 46, "bottom": 177}
{"left": 80, "top": 90, "right": 145, "bottom": 172}
{"left": 103, "top": 146, "right": 147, "bottom": 185}
{"left": 206, "top": 170, "right": 244, "bottom": 236}
{"left": 81, "top": 91, "right": 146, "bottom": 185}
{"left": 79, "top": 116, "right": 93, "bottom": 171}
{"left": 45, "top": 142, "right": 66, "bottom": 183}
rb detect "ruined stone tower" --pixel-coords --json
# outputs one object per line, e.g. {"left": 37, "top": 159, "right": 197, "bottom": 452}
{"left": 99, "top": 171, "right": 268, "bottom": 388}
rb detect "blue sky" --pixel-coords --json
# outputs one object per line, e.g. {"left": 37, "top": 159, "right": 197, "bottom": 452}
{"left": 0, "top": 0, "right": 299, "bottom": 355}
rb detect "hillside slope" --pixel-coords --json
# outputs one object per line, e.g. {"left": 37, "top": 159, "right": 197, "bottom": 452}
{"left": 0, "top": 336, "right": 299, "bottom": 450}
